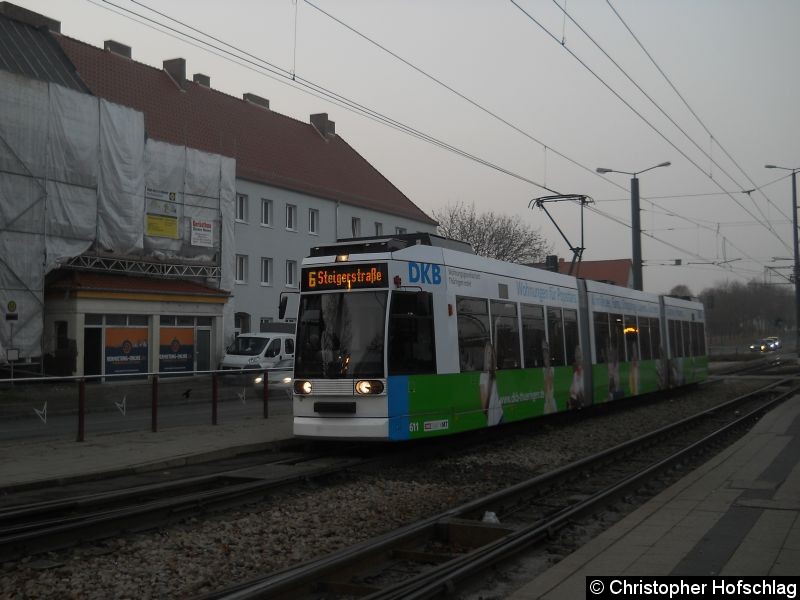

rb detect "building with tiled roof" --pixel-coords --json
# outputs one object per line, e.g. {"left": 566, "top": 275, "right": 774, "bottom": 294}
{"left": 54, "top": 35, "right": 434, "bottom": 227}
{"left": 530, "top": 258, "right": 634, "bottom": 288}
{"left": 47, "top": 22, "right": 436, "bottom": 335}
{"left": 0, "top": 2, "right": 436, "bottom": 374}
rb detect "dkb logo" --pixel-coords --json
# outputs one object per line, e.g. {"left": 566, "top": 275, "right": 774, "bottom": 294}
{"left": 408, "top": 262, "right": 442, "bottom": 285}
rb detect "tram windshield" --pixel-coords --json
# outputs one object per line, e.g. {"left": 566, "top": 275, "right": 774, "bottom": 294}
{"left": 295, "top": 291, "right": 387, "bottom": 378}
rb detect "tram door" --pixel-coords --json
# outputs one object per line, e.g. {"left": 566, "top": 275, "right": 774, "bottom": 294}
{"left": 83, "top": 328, "right": 102, "bottom": 376}
{"left": 196, "top": 329, "right": 211, "bottom": 371}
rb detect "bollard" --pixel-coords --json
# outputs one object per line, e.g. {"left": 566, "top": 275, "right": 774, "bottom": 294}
{"left": 151, "top": 374, "right": 159, "bottom": 433}
{"left": 264, "top": 369, "right": 269, "bottom": 419}
{"left": 77, "top": 378, "right": 86, "bottom": 442}
{"left": 212, "top": 372, "right": 218, "bottom": 426}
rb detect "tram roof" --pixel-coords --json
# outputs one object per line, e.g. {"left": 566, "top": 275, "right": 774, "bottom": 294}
{"left": 309, "top": 233, "right": 474, "bottom": 257}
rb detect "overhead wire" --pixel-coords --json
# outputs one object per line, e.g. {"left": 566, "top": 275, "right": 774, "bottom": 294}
{"left": 550, "top": 0, "right": 781, "bottom": 237}
{"left": 99, "top": 0, "right": 558, "bottom": 193}
{"left": 509, "top": 0, "right": 789, "bottom": 276}
{"left": 303, "top": 0, "right": 772, "bottom": 277}
{"left": 302, "top": 0, "right": 628, "bottom": 197}
{"left": 514, "top": 0, "right": 790, "bottom": 254}
{"left": 606, "top": 0, "right": 791, "bottom": 224}
{"left": 91, "top": 0, "right": 771, "bottom": 282}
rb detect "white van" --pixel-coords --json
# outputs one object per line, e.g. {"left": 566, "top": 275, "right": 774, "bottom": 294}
{"left": 220, "top": 332, "right": 295, "bottom": 371}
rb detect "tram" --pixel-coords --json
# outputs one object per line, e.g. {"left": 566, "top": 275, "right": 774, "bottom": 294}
{"left": 292, "top": 234, "right": 707, "bottom": 440}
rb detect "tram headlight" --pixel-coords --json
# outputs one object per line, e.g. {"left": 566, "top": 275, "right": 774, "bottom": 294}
{"left": 355, "top": 380, "right": 384, "bottom": 395}
{"left": 294, "top": 380, "right": 312, "bottom": 395}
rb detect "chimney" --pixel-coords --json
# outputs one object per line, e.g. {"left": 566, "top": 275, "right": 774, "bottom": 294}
{"left": 104, "top": 40, "right": 131, "bottom": 59}
{"left": 243, "top": 93, "right": 269, "bottom": 110}
{"left": 193, "top": 73, "right": 210, "bottom": 87}
{"left": 310, "top": 113, "right": 336, "bottom": 138}
{"left": 545, "top": 255, "right": 559, "bottom": 273}
{"left": 0, "top": 2, "right": 60, "bottom": 32}
{"left": 163, "top": 58, "right": 187, "bottom": 89}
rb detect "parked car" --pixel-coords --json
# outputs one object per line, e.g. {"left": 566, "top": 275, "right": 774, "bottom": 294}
{"left": 220, "top": 332, "right": 294, "bottom": 371}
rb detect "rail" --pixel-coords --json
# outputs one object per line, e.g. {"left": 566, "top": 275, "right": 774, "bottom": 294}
{"left": 201, "top": 378, "right": 797, "bottom": 599}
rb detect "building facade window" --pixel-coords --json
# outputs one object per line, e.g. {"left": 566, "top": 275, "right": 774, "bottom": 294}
{"left": 236, "top": 193, "right": 248, "bottom": 222}
{"left": 261, "top": 198, "right": 273, "bottom": 226}
{"left": 235, "top": 312, "right": 251, "bottom": 334}
{"left": 308, "top": 208, "right": 319, "bottom": 235}
{"left": 260, "top": 257, "right": 272, "bottom": 286}
{"left": 286, "top": 204, "right": 297, "bottom": 231}
{"left": 286, "top": 260, "right": 297, "bottom": 287}
{"left": 396, "top": 226, "right": 407, "bottom": 235}
{"left": 351, "top": 217, "right": 361, "bottom": 237}
{"left": 235, "top": 254, "right": 248, "bottom": 283}
{"left": 375, "top": 221, "right": 383, "bottom": 236}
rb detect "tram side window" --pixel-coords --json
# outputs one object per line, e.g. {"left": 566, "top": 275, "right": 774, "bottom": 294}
{"left": 682, "top": 321, "right": 691, "bottom": 357}
{"left": 669, "top": 320, "right": 681, "bottom": 358}
{"left": 457, "top": 296, "right": 490, "bottom": 372}
{"left": 650, "top": 318, "right": 662, "bottom": 359}
{"left": 521, "top": 303, "right": 546, "bottom": 368}
{"left": 609, "top": 313, "right": 624, "bottom": 365}
{"left": 690, "top": 321, "right": 705, "bottom": 356}
{"left": 624, "top": 315, "right": 639, "bottom": 363}
{"left": 639, "top": 318, "right": 652, "bottom": 360}
{"left": 388, "top": 291, "right": 436, "bottom": 375}
{"left": 490, "top": 300, "right": 520, "bottom": 369}
{"left": 547, "top": 307, "right": 566, "bottom": 367}
{"left": 594, "top": 312, "right": 610, "bottom": 364}
{"left": 696, "top": 322, "right": 706, "bottom": 355}
{"left": 563, "top": 309, "right": 579, "bottom": 366}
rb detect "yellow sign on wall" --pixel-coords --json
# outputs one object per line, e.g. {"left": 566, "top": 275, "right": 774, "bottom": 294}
{"left": 146, "top": 214, "right": 179, "bottom": 239}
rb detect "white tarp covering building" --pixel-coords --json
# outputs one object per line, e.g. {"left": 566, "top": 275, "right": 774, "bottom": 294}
{"left": 0, "top": 70, "right": 234, "bottom": 364}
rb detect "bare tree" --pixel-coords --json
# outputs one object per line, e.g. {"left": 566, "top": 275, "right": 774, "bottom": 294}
{"left": 699, "top": 279, "right": 794, "bottom": 346}
{"left": 433, "top": 202, "right": 552, "bottom": 264}
{"left": 669, "top": 284, "right": 693, "bottom": 298}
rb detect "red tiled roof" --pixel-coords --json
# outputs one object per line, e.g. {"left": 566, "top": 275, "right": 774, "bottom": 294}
{"left": 530, "top": 258, "right": 633, "bottom": 288}
{"left": 54, "top": 34, "right": 436, "bottom": 226}
{"left": 564, "top": 259, "right": 632, "bottom": 287}
{"left": 47, "top": 271, "right": 229, "bottom": 297}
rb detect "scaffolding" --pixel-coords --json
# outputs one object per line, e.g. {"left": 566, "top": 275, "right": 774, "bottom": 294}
{"left": 0, "top": 70, "right": 235, "bottom": 363}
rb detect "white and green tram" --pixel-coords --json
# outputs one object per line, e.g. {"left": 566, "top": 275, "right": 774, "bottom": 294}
{"left": 292, "top": 234, "right": 707, "bottom": 440}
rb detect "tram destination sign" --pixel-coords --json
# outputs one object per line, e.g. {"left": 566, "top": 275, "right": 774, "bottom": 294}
{"left": 302, "top": 263, "right": 388, "bottom": 292}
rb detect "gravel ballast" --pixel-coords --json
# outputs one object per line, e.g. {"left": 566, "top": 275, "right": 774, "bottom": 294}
{"left": 0, "top": 378, "right": 774, "bottom": 599}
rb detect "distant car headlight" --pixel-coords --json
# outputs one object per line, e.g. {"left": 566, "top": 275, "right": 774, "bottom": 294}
{"left": 355, "top": 380, "right": 384, "bottom": 395}
{"left": 282, "top": 376, "right": 292, "bottom": 384}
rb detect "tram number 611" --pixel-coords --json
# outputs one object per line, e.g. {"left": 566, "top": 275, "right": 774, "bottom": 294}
{"left": 409, "top": 421, "right": 420, "bottom": 433}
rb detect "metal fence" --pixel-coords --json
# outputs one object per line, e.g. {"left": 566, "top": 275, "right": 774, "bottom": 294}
{"left": 0, "top": 368, "right": 292, "bottom": 443}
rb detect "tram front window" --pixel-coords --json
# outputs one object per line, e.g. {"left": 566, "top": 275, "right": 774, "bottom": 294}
{"left": 295, "top": 291, "right": 387, "bottom": 378}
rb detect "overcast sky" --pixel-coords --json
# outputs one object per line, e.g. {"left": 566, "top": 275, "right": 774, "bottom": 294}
{"left": 15, "top": 0, "right": 800, "bottom": 295}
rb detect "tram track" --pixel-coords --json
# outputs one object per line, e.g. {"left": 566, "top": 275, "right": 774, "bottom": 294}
{"left": 199, "top": 377, "right": 798, "bottom": 600}
{"left": 0, "top": 451, "right": 369, "bottom": 562}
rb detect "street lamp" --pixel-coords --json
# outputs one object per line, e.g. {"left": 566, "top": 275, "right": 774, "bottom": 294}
{"left": 596, "top": 161, "right": 671, "bottom": 290}
{"left": 765, "top": 164, "right": 799, "bottom": 356}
